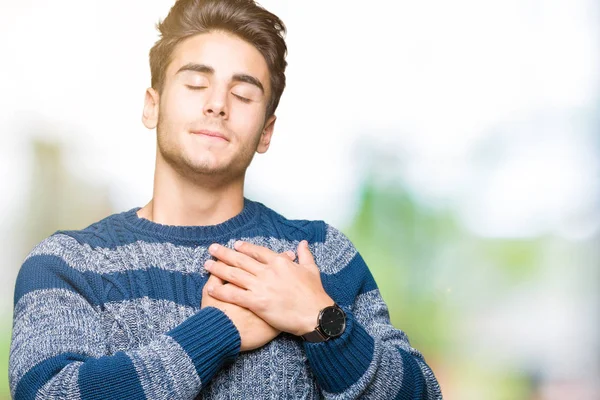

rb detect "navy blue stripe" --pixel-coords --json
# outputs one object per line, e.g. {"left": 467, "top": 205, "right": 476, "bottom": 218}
{"left": 15, "top": 255, "right": 208, "bottom": 309}
{"left": 14, "top": 352, "right": 88, "bottom": 399}
{"left": 395, "top": 349, "right": 427, "bottom": 400}
{"left": 14, "top": 255, "right": 100, "bottom": 306}
{"left": 169, "top": 307, "right": 241, "bottom": 384}
{"left": 322, "top": 252, "right": 378, "bottom": 307}
{"left": 92, "top": 268, "right": 206, "bottom": 307}
{"left": 79, "top": 352, "right": 145, "bottom": 400}
{"left": 302, "top": 310, "right": 375, "bottom": 394}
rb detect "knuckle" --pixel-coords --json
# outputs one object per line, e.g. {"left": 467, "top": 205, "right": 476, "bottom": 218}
{"left": 228, "top": 268, "right": 239, "bottom": 281}
{"left": 214, "top": 285, "right": 225, "bottom": 298}
{"left": 231, "top": 291, "right": 242, "bottom": 304}
{"left": 274, "top": 255, "right": 288, "bottom": 266}
{"left": 255, "top": 295, "right": 267, "bottom": 312}
{"left": 216, "top": 285, "right": 229, "bottom": 298}
{"left": 228, "top": 255, "right": 240, "bottom": 268}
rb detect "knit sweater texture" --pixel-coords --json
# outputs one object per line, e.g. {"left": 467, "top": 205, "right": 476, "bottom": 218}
{"left": 10, "top": 198, "right": 442, "bottom": 399}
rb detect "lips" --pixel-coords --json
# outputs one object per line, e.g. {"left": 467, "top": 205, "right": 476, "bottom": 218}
{"left": 191, "top": 129, "right": 229, "bottom": 141}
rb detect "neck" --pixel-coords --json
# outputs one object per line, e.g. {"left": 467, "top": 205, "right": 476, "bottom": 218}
{"left": 138, "top": 155, "right": 246, "bottom": 227}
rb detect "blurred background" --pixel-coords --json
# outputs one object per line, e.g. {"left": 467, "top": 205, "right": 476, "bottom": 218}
{"left": 0, "top": 0, "right": 598, "bottom": 398}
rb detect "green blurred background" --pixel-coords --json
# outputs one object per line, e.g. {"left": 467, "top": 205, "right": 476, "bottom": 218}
{"left": 1, "top": 0, "right": 599, "bottom": 399}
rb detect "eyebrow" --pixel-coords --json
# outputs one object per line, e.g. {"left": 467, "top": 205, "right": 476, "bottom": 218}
{"left": 176, "top": 63, "right": 265, "bottom": 94}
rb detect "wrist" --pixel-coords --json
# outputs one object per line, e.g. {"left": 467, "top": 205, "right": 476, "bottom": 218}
{"left": 297, "top": 295, "right": 335, "bottom": 336}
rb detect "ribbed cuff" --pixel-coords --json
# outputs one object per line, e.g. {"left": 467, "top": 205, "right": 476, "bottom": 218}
{"left": 168, "top": 307, "right": 241, "bottom": 385}
{"left": 303, "top": 307, "right": 375, "bottom": 393}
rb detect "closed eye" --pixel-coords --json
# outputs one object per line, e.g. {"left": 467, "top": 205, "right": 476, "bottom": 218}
{"left": 233, "top": 93, "right": 252, "bottom": 103}
{"left": 186, "top": 85, "right": 207, "bottom": 90}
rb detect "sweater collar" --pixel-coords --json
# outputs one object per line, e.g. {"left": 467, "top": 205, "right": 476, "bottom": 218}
{"left": 119, "top": 197, "right": 261, "bottom": 243}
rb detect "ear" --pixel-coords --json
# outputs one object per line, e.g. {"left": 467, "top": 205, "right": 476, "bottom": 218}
{"left": 142, "top": 87, "right": 160, "bottom": 129}
{"left": 256, "top": 114, "right": 277, "bottom": 154}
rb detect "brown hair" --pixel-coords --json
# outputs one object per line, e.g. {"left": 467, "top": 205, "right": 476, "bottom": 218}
{"left": 149, "top": 0, "right": 287, "bottom": 117}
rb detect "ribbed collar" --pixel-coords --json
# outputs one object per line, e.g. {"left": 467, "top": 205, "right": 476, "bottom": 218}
{"left": 118, "top": 197, "right": 261, "bottom": 242}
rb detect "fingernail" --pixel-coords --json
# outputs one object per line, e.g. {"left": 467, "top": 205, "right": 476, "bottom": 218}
{"left": 205, "top": 259, "right": 214, "bottom": 269}
{"left": 206, "top": 285, "right": 213, "bottom": 294}
{"left": 286, "top": 251, "right": 295, "bottom": 258}
{"left": 234, "top": 240, "right": 243, "bottom": 249}
{"left": 209, "top": 243, "right": 219, "bottom": 252}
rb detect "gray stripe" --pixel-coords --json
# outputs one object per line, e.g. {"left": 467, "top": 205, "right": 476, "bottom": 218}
{"left": 35, "top": 362, "right": 82, "bottom": 400}
{"left": 26, "top": 234, "right": 309, "bottom": 275}
{"left": 25, "top": 234, "right": 209, "bottom": 274}
{"left": 100, "top": 297, "right": 196, "bottom": 354}
{"left": 315, "top": 224, "right": 358, "bottom": 275}
{"left": 352, "top": 289, "right": 418, "bottom": 354}
{"left": 416, "top": 358, "right": 444, "bottom": 399}
{"left": 10, "top": 289, "right": 104, "bottom": 393}
{"left": 198, "top": 334, "right": 319, "bottom": 400}
{"left": 130, "top": 335, "right": 201, "bottom": 400}
{"left": 237, "top": 232, "right": 357, "bottom": 276}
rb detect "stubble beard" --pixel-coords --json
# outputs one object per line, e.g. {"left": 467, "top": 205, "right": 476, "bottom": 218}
{"left": 155, "top": 114, "right": 262, "bottom": 187}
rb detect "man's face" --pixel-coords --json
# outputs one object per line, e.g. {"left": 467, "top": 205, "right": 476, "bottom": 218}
{"left": 144, "top": 30, "right": 275, "bottom": 182}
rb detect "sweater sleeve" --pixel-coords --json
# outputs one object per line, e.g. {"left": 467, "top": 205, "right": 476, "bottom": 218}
{"left": 303, "top": 224, "right": 443, "bottom": 399}
{"left": 9, "top": 235, "right": 241, "bottom": 400}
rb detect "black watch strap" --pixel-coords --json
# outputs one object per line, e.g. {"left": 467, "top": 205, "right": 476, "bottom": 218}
{"left": 301, "top": 326, "right": 329, "bottom": 343}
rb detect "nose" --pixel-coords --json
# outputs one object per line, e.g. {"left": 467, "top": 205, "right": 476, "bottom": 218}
{"left": 203, "top": 86, "right": 228, "bottom": 118}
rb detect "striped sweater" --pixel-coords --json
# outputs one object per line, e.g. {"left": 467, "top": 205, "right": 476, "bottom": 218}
{"left": 10, "top": 198, "right": 442, "bottom": 399}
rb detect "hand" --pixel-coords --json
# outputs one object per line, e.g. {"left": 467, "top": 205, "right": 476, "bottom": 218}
{"left": 201, "top": 274, "right": 279, "bottom": 352}
{"left": 201, "top": 250, "right": 297, "bottom": 352}
{"left": 204, "top": 240, "right": 334, "bottom": 337}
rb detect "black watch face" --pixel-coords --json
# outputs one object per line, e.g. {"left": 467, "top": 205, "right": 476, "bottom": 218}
{"left": 320, "top": 306, "right": 346, "bottom": 337}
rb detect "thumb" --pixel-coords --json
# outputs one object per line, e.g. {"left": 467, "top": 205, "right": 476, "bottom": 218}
{"left": 297, "top": 240, "right": 315, "bottom": 265}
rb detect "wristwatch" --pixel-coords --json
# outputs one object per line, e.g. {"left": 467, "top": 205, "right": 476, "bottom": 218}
{"left": 301, "top": 303, "right": 346, "bottom": 343}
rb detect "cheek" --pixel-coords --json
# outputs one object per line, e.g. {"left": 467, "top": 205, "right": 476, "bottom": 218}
{"left": 160, "top": 91, "right": 198, "bottom": 128}
{"left": 230, "top": 107, "right": 265, "bottom": 134}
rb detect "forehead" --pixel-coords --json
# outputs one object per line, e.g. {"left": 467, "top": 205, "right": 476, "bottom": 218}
{"left": 167, "top": 31, "right": 270, "bottom": 92}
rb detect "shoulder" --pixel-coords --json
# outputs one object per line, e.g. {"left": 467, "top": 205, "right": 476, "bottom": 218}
{"left": 54, "top": 209, "right": 131, "bottom": 248}
{"left": 253, "top": 199, "right": 328, "bottom": 243}
{"left": 254, "top": 200, "right": 353, "bottom": 243}
{"left": 14, "top": 210, "right": 130, "bottom": 306}
{"left": 15, "top": 232, "right": 101, "bottom": 307}
{"left": 20, "top": 208, "right": 132, "bottom": 276}
{"left": 20, "top": 209, "right": 126, "bottom": 263}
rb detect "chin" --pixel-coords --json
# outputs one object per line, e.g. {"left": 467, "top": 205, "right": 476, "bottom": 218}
{"left": 186, "top": 157, "right": 238, "bottom": 176}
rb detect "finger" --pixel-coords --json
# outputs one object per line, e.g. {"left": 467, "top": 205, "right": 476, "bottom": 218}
{"left": 202, "top": 274, "right": 225, "bottom": 293}
{"left": 209, "top": 243, "right": 263, "bottom": 275}
{"left": 283, "top": 250, "right": 296, "bottom": 261}
{"left": 206, "top": 273, "right": 225, "bottom": 286}
{"left": 209, "top": 283, "right": 254, "bottom": 309}
{"left": 205, "top": 259, "right": 257, "bottom": 290}
{"left": 233, "top": 241, "right": 279, "bottom": 264}
{"left": 297, "top": 240, "right": 315, "bottom": 265}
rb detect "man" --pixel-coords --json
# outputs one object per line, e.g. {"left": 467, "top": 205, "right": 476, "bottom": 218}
{"left": 9, "top": 0, "right": 442, "bottom": 398}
